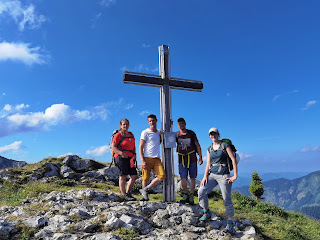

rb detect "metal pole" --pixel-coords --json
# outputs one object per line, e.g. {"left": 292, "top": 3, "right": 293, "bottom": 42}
{"left": 159, "top": 45, "right": 175, "bottom": 202}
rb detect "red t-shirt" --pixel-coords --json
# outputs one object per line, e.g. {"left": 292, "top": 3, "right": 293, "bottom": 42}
{"left": 112, "top": 132, "right": 135, "bottom": 158}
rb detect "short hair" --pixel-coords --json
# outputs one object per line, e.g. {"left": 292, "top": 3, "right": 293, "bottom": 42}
{"left": 147, "top": 114, "right": 157, "bottom": 120}
{"left": 177, "top": 117, "right": 186, "bottom": 123}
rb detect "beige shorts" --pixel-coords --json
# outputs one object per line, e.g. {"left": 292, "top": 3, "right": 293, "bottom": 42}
{"left": 142, "top": 157, "right": 166, "bottom": 182}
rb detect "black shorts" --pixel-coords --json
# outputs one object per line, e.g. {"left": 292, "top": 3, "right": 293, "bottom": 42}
{"left": 115, "top": 156, "right": 137, "bottom": 176}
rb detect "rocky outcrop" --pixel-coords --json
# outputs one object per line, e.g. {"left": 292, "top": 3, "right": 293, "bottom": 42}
{"left": 0, "top": 155, "right": 257, "bottom": 239}
{"left": 0, "top": 189, "right": 256, "bottom": 240}
{"left": 0, "top": 155, "right": 27, "bottom": 169}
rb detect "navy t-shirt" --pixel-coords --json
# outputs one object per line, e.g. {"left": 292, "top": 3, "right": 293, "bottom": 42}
{"left": 207, "top": 141, "right": 230, "bottom": 175}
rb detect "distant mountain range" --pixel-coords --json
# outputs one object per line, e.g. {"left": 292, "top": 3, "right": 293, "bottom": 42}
{"left": 0, "top": 155, "right": 27, "bottom": 169}
{"left": 234, "top": 170, "right": 320, "bottom": 219}
{"left": 232, "top": 171, "right": 309, "bottom": 188}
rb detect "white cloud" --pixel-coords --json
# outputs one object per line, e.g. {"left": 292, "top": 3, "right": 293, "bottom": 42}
{"left": 0, "top": 42, "right": 48, "bottom": 65}
{"left": 301, "top": 100, "right": 317, "bottom": 111}
{"left": 0, "top": 0, "right": 46, "bottom": 31}
{"left": 86, "top": 145, "right": 109, "bottom": 156}
{"left": 120, "top": 64, "right": 158, "bottom": 73}
{"left": 0, "top": 141, "right": 22, "bottom": 153}
{"left": 0, "top": 101, "right": 124, "bottom": 137}
{"left": 238, "top": 152, "right": 253, "bottom": 160}
{"left": 15, "top": 103, "right": 29, "bottom": 110}
{"left": 8, "top": 103, "right": 91, "bottom": 127}
{"left": 125, "top": 104, "right": 133, "bottom": 110}
{"left": 2, "top": 103, "right": 29, "bottom": 112}
{"left": 202, "top": 156, "right": 207, "bottom": 162}
{"left": 2, "top": 93, "right": 5, "bottom": 96}
{"left": 142, "top": 43, "right": 150, "bottom": 48}
{"left": 300, "top": 145, "right": 320, "bottom": 153}
{"left": 3, "top": 104, "right": 12, "bottom": 111}
{"left": 0, "top": 103, "right": 93, "bottom": 137}
{"left": 139, "top": 110, "right": 151, "bottom": 116}
{"left": 273, "top": 90, "right": 299, "bottom": 101}
{"left": 91, "top": 12, "right": 102, "bottom": 29}
{"left": 58, "top": 153, "right": 74, "bottom": 158}
{"left": 99, "top": 0, "right": 116, "bottom": 7}
{"left": 120, "top": 66, "right": 128, "bottom": 72}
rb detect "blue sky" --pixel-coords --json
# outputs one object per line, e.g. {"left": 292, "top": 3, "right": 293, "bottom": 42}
{"left": 0, "top": 0, "right": 319, "bottom": 176}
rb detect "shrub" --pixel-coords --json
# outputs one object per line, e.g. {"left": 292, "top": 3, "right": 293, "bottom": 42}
{"left": 254, "top": 202, "right": 287, "bottom": 217}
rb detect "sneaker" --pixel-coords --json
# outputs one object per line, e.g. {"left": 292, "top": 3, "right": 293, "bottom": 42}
{"left": 180, "top": 193, "right": 189, "bottom": 204}
{"left": 125, "top": 193, "right": 136, "bottom": 201}
{"left": 139, "top": 188, "right": 149, "bottom": 201}
{"left": 224, "top": 223, "right": 235, "bottom": 234}
{"left": 199, "top": 209, "right": 211, "bottom": 221}
{"left": 189, "top": 194, "right": 195, "bottom": 205}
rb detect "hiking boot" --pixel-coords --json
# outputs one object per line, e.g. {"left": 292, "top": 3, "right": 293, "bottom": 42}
{"left": 180, "top": 193, "right": 189, "bottom": 204}
{"left": 125, "top": 193, "right": 136, "bottom": 201}
{"left": 189, "top": 194, "right": 195, "bottom": 205}
{"left": 139, "top": 188, "right": 149, "bottom": 201}
{"left": 200, "top": 209, "right": 211, "bottom": 221}
{"left": 224, "top": 222, "right": 236, "bottom": 234}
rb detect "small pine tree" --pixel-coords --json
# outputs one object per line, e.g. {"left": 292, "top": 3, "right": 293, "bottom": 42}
{"left": 249, "top": 170, "right": 264, "bottom": 200}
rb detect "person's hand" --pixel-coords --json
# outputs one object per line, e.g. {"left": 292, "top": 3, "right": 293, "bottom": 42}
{"left": 198, "top": 156, "right": 203, "bottom": 165}
{"left": 226, "top": 176, "right": 237, "bottom": 184}
{"left": 120, "top": 152, "right": 128, "bottom": 158}
{"left": 200, "top": 176, "right": 207, "bottom": 187}
{"left": 141, "top": 160, "right": 148, "bottom": 169}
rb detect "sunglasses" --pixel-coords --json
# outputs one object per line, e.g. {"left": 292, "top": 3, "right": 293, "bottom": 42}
{"left": 209, "top": 132, "right": 218, "bottom": 136}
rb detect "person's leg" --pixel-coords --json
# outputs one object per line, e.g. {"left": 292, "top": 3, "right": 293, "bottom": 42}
{"left": 179, "top": 162, "right": 189, "bottom": 203}
{"left": 126, "top": 175, "right": 138, "bottom": 193}
{"left": 141, "top": 157, "right": 152, "bottom": 188}
{"left": 216, "top": 174, "right": 234, "bottom": 218}
{"left": 188, "top": 162, "right": 197, "bottom": 204}
{"left": 189, "top": 162, "right": 198, "bottom": 194}
{"left": 147, "top": 177, "right": 163, "bottom": 188}
{"left": 179, "top": 163, "right": 188, "bottom": 193}
{"left": 190, "top": 178, "right": 195, "bottom": 193}
{"left": 198, "top": 173, "right": 218, "bottom": 210}
{"left": 115, "top": 156, "right": 129, "bottom": 196}
{"left": 126, "top": 166, "right": 138, "bottom": 194}
{"left": 147, "top": 158, "right": 166, "bottom": 189}
{"left": 181, "top": 178, "right": 188, "bottom": 192}
{"left": 140, "top": 158, "right": 154, "bottom": 200}
{"left": 119, "top": 175, "right": 127, "bottom": 195}
{"left": 198, "top": 173, "right": 218, "bottom": 221}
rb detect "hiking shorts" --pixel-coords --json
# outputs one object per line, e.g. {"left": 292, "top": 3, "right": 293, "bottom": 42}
{"left": 142, "top": 157, "right": 166, "bottom": 182}
{"left": 179, "top": 161, "right": 197, "bottom": 179}
{"left": 115, "top": 156, "right": 137, "bottom": 176}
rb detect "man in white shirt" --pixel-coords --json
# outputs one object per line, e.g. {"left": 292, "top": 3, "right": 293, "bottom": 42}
{"left": 139, "top": 114, "right": 166, "bottom": 201}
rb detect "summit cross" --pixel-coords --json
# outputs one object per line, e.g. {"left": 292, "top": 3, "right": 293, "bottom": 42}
{"left": 123, "top": 45, "right": 203, "bottom": 202}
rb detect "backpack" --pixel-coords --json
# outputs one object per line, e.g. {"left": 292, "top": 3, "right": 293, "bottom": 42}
{"left": 208, "top": 138, "right": 240, "bottom": 172}
{"left": 108, "top": 129, "right": 134, "bottom": 168}
{"left": 175, "top": 129, "right": 198, "bottom": 154}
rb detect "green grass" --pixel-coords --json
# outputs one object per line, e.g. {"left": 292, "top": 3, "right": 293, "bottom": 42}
{"left": 211, "top": 191, "right": 320, "bottom": 240}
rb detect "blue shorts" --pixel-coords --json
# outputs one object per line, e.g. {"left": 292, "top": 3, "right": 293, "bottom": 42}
{"left": 179, "top": 161, "right": 197, "bottom": 179}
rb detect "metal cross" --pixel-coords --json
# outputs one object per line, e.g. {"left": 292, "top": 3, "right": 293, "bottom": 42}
{"left": 123, "top": 45, "right": 203, "bottom": 202}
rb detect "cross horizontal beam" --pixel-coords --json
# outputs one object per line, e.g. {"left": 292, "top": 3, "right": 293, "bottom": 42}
{"left": 123, "top": 71, "right": 203, "bottom": 92}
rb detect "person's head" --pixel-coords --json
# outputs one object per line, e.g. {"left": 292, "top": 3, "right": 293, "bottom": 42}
{"left": 208, "top": 127, "right": 220, "bottom": 141}
{"left": 147, "top": 114, "right": 157, "bottom": 128}
{"left": 177, "top": 117, "right": 186, "bottom": 130}
{"left": 119, "top": 118, "right": 129, "bottom": 132}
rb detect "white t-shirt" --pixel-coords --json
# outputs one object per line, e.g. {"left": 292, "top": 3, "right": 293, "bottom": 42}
{"left": 140, "top": 128, "right": 161, "bottom": 158}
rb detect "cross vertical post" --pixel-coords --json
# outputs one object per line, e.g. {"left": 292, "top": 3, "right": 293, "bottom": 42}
{"left": 159, "top": 45, "right": 175, "bottom": 202}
